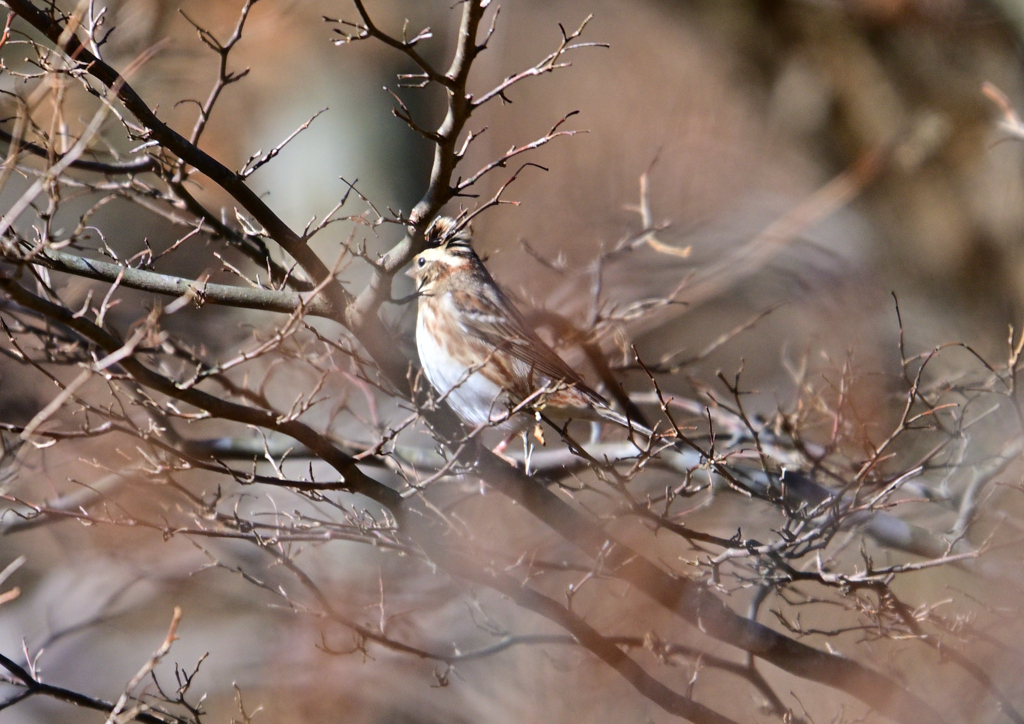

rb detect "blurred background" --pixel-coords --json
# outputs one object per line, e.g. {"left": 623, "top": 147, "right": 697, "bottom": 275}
{"left": 2, "top": 0, "right": 1024, "bottom": 721}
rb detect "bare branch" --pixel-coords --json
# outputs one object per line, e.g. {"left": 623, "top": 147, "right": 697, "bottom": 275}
{"left": 327, "top": 1, "right": 449, "bottom": 87}
{"left": 8, "top": 245, "right": 335, "bottom": 316}
{"left": 238, "top": 107, "right": 327, "bottom": 178}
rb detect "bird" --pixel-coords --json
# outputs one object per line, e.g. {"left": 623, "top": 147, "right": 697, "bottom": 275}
{"left": 406, "top": 216, "right": 656, "bottom": 448}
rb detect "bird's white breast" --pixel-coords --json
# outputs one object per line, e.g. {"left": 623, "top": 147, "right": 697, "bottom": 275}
{"left": 416, "top": 299, "right": 511, "bottom": 429}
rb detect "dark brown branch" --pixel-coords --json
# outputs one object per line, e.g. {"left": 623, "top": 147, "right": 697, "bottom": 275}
{"left": 0, "top": 652, "right": 175, "bottom": 723}
{"left": 462, "top": 447, "right": 948, "bottom": 724}
{"left": 179, "top": 0, "right": 258, "bottom": 150}
{"left": 0, "top": 126, "right": 158, "bottom": 174}
{"left": 453, "top": 112, "right": 582, "bottom": 195}
{"left": 424, "top": 547, "right": 743, "bottom": 724}
{"left": 471, "top": 16, "right": 608, "bottom": 108}
{"left": 449, "top": 633, "right": 790, "bottom": 717}
{"left": 162, "top": 179, "right": 311, "bottom": 292}
{"left": 882, "top": 587, "right": 1024, "bottom": 724}
{"left": 238, "top": 107, "right": 327, "bottom": 178}
{"left": 6, "top": 0, "right": 351, "bottom": 319}
{"left": 0, "top": 275, "right": 396, "bottom": 509}
{"left": 344, "top": 0, "right": 489, "bottom": 336}
{"left": 258, "top": 531, "right": 739, "bottom": 722}
{"left": 332, "top": 1, "right": 450, "bottom": 88}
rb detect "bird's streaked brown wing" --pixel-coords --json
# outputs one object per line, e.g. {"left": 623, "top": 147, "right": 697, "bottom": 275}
{"left": 448, "top": 286, "right": 608, "bottom": 406}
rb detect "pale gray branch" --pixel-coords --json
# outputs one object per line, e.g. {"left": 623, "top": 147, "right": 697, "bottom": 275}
{"left": 9, "top": 247, "right": 334, "bottom": 317}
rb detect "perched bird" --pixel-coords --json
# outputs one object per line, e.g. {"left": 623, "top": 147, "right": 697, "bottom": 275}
{"left": 407, "top": 217, "right": 650, "bottom": 442}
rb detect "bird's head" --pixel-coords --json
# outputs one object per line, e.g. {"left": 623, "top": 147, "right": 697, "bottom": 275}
{"left": 406, "top": 217, "right": 477, "bottom": 293}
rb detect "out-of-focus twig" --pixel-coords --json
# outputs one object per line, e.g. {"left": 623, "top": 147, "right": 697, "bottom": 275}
{"left": 983, "top": 81, "right": 1024, "bottom": 139}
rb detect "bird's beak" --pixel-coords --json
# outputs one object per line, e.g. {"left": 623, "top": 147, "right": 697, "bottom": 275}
{"left": 404, "top": 266, "right": 417, "bottom": 279}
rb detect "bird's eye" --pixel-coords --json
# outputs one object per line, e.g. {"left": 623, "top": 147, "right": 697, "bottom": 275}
{"left": 417, "top": 257, "right": 426, "bottom": 268}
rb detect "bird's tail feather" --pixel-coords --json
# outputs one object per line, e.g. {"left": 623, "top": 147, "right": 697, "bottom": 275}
{"left": 594, "top": 405, "right": 659, "bottom": 441}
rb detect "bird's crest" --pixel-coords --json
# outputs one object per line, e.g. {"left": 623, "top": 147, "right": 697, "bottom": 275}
{"left": 424, "top": 216, "right": 472, "bottom": 250}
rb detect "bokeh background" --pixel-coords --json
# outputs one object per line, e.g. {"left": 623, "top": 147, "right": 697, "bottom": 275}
{"left": 2, "top": 0, "right": 1024, "bottom": 722}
